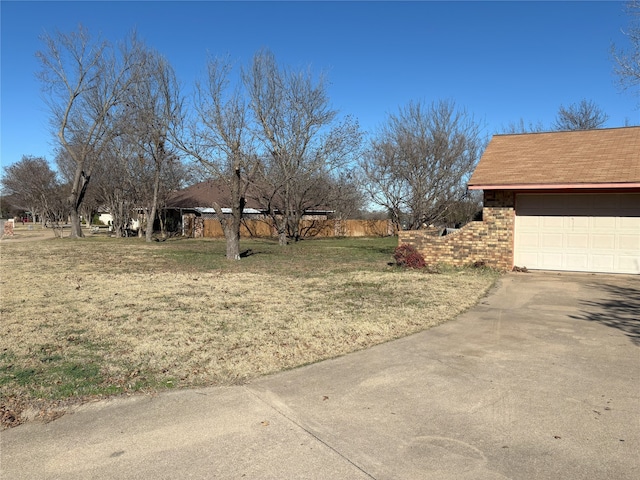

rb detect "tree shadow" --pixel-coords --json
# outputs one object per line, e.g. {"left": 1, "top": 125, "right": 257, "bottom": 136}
{"left": 570, "top": 282, "right": 640, "bottom": 346}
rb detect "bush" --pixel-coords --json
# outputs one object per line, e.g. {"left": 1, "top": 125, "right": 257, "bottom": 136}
{"left": 92, "top": 215, "right": 105, "bottom": 226}
{"left": 393, "top": 244, "right": 426, "bottom": 269}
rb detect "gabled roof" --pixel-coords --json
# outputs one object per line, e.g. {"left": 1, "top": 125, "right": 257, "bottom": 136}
{"left": 165, "top": 179, "right": 333, "bottom": 214}
{"left": 468, "top": 126, "right": 640, "bottom": 190}
{"left": 166, "top": 179, "right": 265, "bottom": 211}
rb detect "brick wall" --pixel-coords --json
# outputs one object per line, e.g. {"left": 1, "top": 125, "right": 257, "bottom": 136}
{"left": 398, "top": 191, "right": 515, "bottom": 271}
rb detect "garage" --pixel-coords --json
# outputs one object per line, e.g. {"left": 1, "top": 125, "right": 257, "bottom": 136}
{"left": 464, "top": 126, "right": 640, "bottom": 273}
{"left": 514, "top": 193, "right": 640, "bottom": 274}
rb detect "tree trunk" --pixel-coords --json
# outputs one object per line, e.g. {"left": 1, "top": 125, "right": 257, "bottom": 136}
{"left": 211, "top": 200, "right": 242, "bottom": 260}
{"left": 224, "top": 223, "right": 240, "bottom": 260}
{"left": 69, "top": 208, "right": 83, "bottom": 238}
{"left": 288, "top": 207, "right": 302, "bottom": 242}
{"left": 278, "top": 230, "right": 288, "bottom": 246}
{"left": 145, "top": 206, "right": 156, "bottom": 242}
{"left": 67, "top": 168, "right": 90, "bottom": 238}
{"left": 146, "top": 168, "right": 161, "bottom": 242}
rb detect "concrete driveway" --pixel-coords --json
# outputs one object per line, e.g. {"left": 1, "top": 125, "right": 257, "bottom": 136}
{"left": 2, "top": 272, "right": 639, "bottom": 479}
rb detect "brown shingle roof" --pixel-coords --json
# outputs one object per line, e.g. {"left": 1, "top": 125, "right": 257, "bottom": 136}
{"left": 166, "top": 180, "right": 265, "bottom": 210}
{"left": 468, "top": 127, "right": 640, "bottom": 188}
{"left": 166, "top": 179, "right": 333, "bottom": 213}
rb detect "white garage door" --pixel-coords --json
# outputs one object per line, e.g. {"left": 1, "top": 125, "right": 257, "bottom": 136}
{"left": 514, "top": 193, "right": 640, "bottom": 274}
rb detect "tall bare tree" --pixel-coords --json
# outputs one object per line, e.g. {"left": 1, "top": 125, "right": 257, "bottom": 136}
{"left": 124, "top": 47, "right": 182, "bottom": 242}
{"left": 612, "top": 0, "right": 640, "bottom": 104}
{"left": 176, "top": 56, "right": 256, "bottom": 259}
{"left": 244, "top": 49, "right": 362, "bottom": 244}
{"left": 553, "top": 99, "right": 609, "bottom": 131}
{"left": 361, "top": 100, "right": 485, "bottom": 230}
{"left": 36, "top": 25, "right": 143, "bottom": 238}
{"left": 55, "top": 147, "right": 102, "bottom": 229}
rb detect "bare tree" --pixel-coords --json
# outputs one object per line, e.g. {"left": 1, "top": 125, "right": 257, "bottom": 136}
{"left": 91, "top": 141, "right": 140, "bottom": 237}
{"left": 244, "top": 49, "right": 362, "bottom": 244}
{"left": 41, "top": 183, "right": 72, "bottom": 237}
{"left": 553, "top": 99, "right": 609, "bottom": 131}
{"left": 438, "top": 190, "right": 483, "bottom": 228}
{"left": 55, "top": 147, "right": 102, "bottom": 229}
{"left": 359, "top": 139, "right": 408, "bottom": 231}
{"left": 1, "top": 155, "right": 59, "bottom": 225}
{"left": 319, "top": 169, "right": 365, "bottom": 220}
{"left": 361, "top": 100, "right": 485, "bottom": 230}
{"left": 124, "top": 47, "right": 182, "bottom": 242}
{"left": 156, "top": 158, "right": 189, "bottom": 237}
{"left": 36, "top": 25, "right": 143, "bottom": 238}
{"left": 0, "top": 193, "right": 19, "bottom": 219}
{"left": 612, "top": 0, "right": 640, "bottom": 103}
{"left": 175, "top": 56, "right": 256, "bottom": 259}
{"left": 501, "top": 118, "right": 546, "bottom": 134}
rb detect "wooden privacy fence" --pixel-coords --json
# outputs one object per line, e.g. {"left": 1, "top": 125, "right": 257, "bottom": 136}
{"left": 196, "top": 218, "right": 394, "bottom": 238}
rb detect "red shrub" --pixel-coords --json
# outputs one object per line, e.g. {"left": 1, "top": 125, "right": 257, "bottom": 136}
{"left": 393, "top": 244, "right": 426, "bottom": 269}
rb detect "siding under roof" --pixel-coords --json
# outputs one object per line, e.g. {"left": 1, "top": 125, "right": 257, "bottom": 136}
{"left": 468, "top": 127, "right": 640, "bottom": 189}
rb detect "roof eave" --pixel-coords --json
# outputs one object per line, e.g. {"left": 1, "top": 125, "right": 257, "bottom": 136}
{"left": 468, "top": 182, "right": 640, "bottom": 191}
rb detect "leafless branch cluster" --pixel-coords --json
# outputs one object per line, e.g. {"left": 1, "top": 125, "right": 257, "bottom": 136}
{"left": 360, "top": 100, "right": 485, "bottom": 231}
{"left": 245, "top": 50, "right": 363, "bottom": 244}
{"left": 612, "top": 0, "right": 640, "bottom": 102}
{"left": 175, "top": 49, "right": 363, "bottom": 254}
{"left": 553, "top": 99, "right": 610, "bottom": 131}
{"left": 0, "top": 156, "right": 68, "bottom": 231}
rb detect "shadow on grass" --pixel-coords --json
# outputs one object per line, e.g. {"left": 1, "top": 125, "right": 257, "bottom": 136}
{"left": 570, "top": 282, "right": 640, "bottom": 346}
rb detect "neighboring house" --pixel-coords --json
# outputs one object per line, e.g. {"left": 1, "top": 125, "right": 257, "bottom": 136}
{"left": 399, "top": 126, "right": 640, "bottom": 274}
{"left": 166, "top": 179, "right": 272, "bottom": 219}
{"left": 95, "top": 209, "right": 140, "bottom": 232}
{"left": 164, "top": 179, "right": 336, "bottom": 237}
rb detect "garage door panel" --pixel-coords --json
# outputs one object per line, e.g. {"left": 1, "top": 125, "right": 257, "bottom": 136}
{"left": 567, "top": 234, "right": 589, "bottom": 248}
{"left": 540, "top": 253, "right": 564, "bottom": 268}
{"left": 515, "top": 193, "right": 640, "bottom": 274}
{"left": 571, "top": 217, "right": 590, "bottom": 228}
{"left": 593, "top": 217, "right": 617, "bottom": 229}
{"left": 517, "top": 252, "right": 540, "bottom": 266}
{"left": 592, "top": 234, "right": 615, "bottom": 249}
{"left": 619, "top": 217, "right": 640, "bottom": 230}
{"left": 541, "top": 217, "right": 564, "bottom": 228}
{"left": 565, "top": 254, "right": 589, "bottom": 269}
{"left": 618, "top": 256, "right": 640, "bottom": 272}
{"left": 542, "top": 234, "right": 564, "bottom": 248}
{"left": 619, "top": 234, "right": 640, "bottom": 250}
{"left": 591, "top": 255, "right": 616, "bottom": 270}
{"left": 518, "top": 216, "right": 540, "bottom": 228}
{"left": 518, "top": 233, "right": 541, "bottom": 248}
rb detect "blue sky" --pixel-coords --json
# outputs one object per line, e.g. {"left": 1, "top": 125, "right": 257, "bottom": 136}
{"left": 1, "top": 1, "right": 638, "bottom": 170}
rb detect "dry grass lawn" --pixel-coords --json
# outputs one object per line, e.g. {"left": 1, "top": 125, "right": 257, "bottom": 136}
{"left": 0, "top": 230, "right": 499, "bottom": 428}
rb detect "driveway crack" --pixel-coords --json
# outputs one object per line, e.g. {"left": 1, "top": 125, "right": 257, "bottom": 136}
{"left": 244, "top": 386, "right": 377, "bottom": 480}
